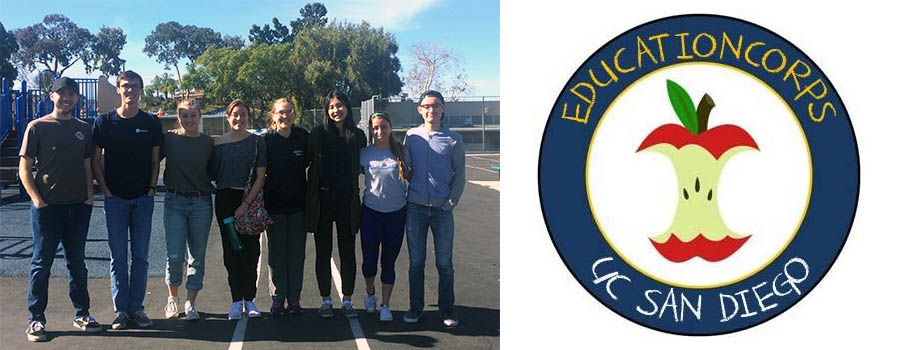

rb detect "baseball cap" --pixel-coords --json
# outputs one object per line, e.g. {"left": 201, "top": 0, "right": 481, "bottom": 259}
{"left": 51, "top": 77, "right": 78, "bottom": 92}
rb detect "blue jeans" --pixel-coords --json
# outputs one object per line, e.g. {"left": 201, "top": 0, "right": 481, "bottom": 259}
{"left": 406, "top": 202, "right": 455, "bottom": 313}
{"left": 104, "top": 195, "right": 154, "bottom": 314}
{"left": 163, "top": 192, "right": 212, "bottom": 291}
{"left": 27, "top": 203, "right": 93, "bottom": 323}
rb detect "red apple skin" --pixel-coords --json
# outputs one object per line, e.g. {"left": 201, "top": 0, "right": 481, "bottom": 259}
{"left": 637, "top": 124, "right": 758, "bottom": 159}
{"left": 650, "top": 234, "right": 750, "bottom": 262}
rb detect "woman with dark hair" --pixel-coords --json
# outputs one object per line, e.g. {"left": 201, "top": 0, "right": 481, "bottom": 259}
{"left": 305, "top": 90, "right": 367, "bottom": 318}
{"left": 211, "top": 99, "right": 267, "bottom": 321}
{"left": 359, "top": 112, "right": 409, "bottom": 322}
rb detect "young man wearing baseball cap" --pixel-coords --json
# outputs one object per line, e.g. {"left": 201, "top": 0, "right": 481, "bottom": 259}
{"left": 19, "top": 77, "right": 102, "bottom": 341}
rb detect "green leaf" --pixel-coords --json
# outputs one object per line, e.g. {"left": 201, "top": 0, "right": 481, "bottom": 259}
{"left": 666, "top": 79, "right": 699, "bottom": 134}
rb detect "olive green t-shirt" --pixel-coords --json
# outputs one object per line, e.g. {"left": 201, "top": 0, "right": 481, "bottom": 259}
{"left": 19, "top": 116, "right": 93, "bottom": 205}
{"left": 161, "top": 131, "right": 215, "bottom": 193}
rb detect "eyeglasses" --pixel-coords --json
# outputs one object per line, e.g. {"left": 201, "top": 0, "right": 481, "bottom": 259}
{"left": 418, "top": 103, "right": 443, "bottom": 110}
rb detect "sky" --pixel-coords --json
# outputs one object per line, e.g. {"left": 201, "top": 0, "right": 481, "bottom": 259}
{"left": 1, "top": 0, "right": 499, "bottom": 96}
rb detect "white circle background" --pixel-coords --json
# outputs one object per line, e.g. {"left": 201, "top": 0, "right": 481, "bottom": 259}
{"left": 586, "top": 62, "right": 811, "bottom": 287}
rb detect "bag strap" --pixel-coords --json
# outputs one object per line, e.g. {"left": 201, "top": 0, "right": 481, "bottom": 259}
{"left": 244, "top": 135, "right": 259, "bottom": 190}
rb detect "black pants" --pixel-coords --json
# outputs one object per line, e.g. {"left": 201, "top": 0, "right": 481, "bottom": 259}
{"left": 215, "top": 189, "right": 261, "bottom": 302}
{"left": 315, "top": 189, "right": 356, "bottom": 298}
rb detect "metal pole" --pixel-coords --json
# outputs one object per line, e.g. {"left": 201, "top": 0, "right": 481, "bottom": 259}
{"left": 481, "top": 96, "right": 486, "bottom": 152}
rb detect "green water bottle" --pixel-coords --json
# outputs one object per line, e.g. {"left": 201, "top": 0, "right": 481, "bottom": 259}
{"left": 223, "top": 216, "right": 242, "bottom": 251}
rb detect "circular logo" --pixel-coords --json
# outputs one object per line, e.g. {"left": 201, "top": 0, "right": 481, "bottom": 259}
{"left": 538, "top": 15, "right": 858, "bottom": 335}
{"left": 74, "top": 131, "right": 85, "bottom": 141}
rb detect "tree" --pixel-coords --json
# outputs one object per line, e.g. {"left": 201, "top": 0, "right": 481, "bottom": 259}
{"left": 11, "top": 15, "right": 126, "bottom": 78}
{"left": 1, "top": 22, "right": 19, "bottom": 81}
{"left": 223, "top": 35, "right": 245, "bottom": 50}
{"left": 249, "top": 2, "right": 328, "bottom": 46}
{"left": 186, "top": 43, "right": 295, "bottom": 128}
{"left": 86, "top": 26, "right": 126, "bottom": 76}
{"left": 143, "top": 22, "right": 226, "bottom": 94}
{"left": 405, "top": 42, "right": 472, "bottom": 101}
{"left": 249, "top": 18, "right": 291, "bottom": 45}
{"left": 12, "top": 14, "right": 92, "bottom": 77}
{"left": 290, "top": 21, "right": 402, "bottom": 108}
{"left": 292, "top": 2, "right": 328, "bottom": 31}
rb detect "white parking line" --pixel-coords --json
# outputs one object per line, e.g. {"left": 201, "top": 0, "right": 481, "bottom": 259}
{"left": 228, "top": 317, "right": 249, "bottom": 350}
{"left": 470, "top": 156, "right": 500, "bottom": 163}
{"left": 332, "top": 258, "right": 372, "bottom": 350}
{"left": 467, "top": 165, "right": 499, "bottom": 174}
{"left": 229, "top": 235, "right": 265, "bottom": 350}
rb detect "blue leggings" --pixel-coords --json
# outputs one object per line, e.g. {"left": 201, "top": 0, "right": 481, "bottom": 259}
{"left": 360, "top": 205, "right": 406, "bottom": 284}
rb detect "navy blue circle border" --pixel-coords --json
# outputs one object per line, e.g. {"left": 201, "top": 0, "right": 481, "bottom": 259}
{"left": 538, "top": 14, "right": 860, "bottom": 336}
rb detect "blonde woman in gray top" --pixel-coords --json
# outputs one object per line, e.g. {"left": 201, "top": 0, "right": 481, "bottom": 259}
{"left": 160, "top": 100, "right": 214, "bottom": 321}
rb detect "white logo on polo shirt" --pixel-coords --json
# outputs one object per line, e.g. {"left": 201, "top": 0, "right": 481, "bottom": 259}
{"left": 74, "top": 131, "right": 85, "bottom": 140}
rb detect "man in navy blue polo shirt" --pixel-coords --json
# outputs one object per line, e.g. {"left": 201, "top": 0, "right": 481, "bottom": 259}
{"left": 91, "top": 70, "right": 162, "bottom": 330}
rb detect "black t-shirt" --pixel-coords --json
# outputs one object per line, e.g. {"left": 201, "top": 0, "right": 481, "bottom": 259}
{"left": 92, "top": 109, "right": 163, "bottom": 199}
{"left": 320, "top": 129, "right": 353, "bottom": 194}
{"left": 264, "top": 127, "right": 310, "bottom": 214}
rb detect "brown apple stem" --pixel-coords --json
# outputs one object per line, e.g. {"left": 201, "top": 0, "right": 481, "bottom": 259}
{"left": 696, "top": 94, "right": 715, "bottom": 133}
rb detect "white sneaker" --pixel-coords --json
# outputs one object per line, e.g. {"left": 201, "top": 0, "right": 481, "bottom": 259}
{"left": 185, "top": 300, "right": 200, "bottom": 321}
{"left": 228, "top": 301, "right": 243, "bottom": 320}
{"left": 165, "top": 296, "right": 179, "bottom": 319}
{"left": 364, "top": 292, "right": 377, "bottom": 313}
{"left": 25, "top": 321, "right": 47, "bottom": 342}
{"left": 245, "top": 300, "right": 261, "bottom": 318}
{"left": 379, "top": 305, "right": 393, "bottom": 322}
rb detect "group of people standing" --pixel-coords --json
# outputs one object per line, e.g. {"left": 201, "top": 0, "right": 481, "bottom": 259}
{"left": 19, "top": 70, "right": 466, "bottom": 342}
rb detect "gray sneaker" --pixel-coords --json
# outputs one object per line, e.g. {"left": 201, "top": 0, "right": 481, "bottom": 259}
{"left": 342, "top": 301, "right": 358, "bottom": 318}
{"left": 132, "top": 310, "right": 153, "bottom": 328}
{"left": 318, "top": 301, "right": 334, "bottom": 318}
{"left": 111, "top": 312, "right": 129, "bottom": 330}
{"left": 73, "top": 315, "right": 102, "bottom": 333}
{"left": 25, "top": 321, "right": 47, "bottom": 342}
{"left": 364, "top": 292, "right": 377, "bottom": 313}
{"left": 379, "top": 305, "right": 393, "bottom": 322}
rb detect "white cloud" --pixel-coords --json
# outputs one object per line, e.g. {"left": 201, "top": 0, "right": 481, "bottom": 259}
{"left": 329, "top": 0, "right": 443, "bottom": 31}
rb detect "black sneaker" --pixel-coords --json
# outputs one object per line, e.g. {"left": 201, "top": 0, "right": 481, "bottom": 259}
{"left": 73, "top": 315, "right": 102, "bottom": 333}
{"left": 132, "top": 310, "right": 153, "bottom": 328}
{"left": 25, "top": 321, "right": 47, "bottom": 342}
{"left": 288, "top": 301, "right": 302, "bottom": 316}
{"left": 111, "top": 312, "right": 129, "bottom": 330}
{"left": 270, "top": 301, "right": 286, "bottom": 317}
{"left": 403, "top": 308, "right": 423, "bottom": 324}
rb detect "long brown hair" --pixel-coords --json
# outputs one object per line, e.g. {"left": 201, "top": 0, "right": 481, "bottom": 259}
{"left": 370, "top": 112, "right": 409, "bottom": 181}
